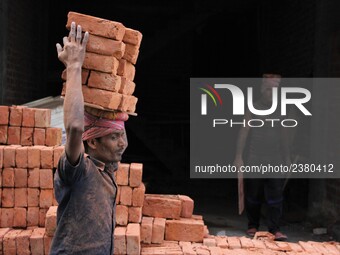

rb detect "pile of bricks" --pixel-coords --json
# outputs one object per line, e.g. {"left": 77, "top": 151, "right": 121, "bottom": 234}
{"left": 61, "top": 12, "right": 141, "bottom": 114}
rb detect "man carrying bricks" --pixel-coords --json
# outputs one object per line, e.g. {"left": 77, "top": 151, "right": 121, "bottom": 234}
{"left": 50, "top": 22, "right": 128, "bottom": 254}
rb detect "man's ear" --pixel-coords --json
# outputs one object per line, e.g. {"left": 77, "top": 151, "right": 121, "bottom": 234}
{"left": 87, "top": 138, "right": 97, "bottom": 150}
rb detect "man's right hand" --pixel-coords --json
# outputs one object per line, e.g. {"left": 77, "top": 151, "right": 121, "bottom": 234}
{"left": 56, "top": 22, "right": 89, "bottom": 68}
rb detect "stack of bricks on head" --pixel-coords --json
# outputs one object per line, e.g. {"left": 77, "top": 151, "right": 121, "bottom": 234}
{"left": 61, "top": 12, "right": 140, "bottom": 114}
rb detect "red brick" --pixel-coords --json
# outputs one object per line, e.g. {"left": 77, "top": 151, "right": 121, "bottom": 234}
{"left": 119, "top": 77, "right": 136, "bottom": 95}
{"left": 21, "top": 127, "right": 34, "bottom": 146}
{"left": 126, "top": 223, "right": 141, "bottom": 255}
{"left": 66, "top": 12, "right": 126, "bottom": 40}
{"left": 0, "top": 208, "right": 14, "bottom": 227}
{"left": 2, "top": 188, "right": 14, "bottom": 207}
{"left": 22, "top": 108, "right": 36, "bottom": 127}
{"left": 30, "top": 228, "right": 45, "bottom": 255}
{"left": 129, "top": 163, "right": 143, "bottom": 187}
{"left": 165, "top": 218, "right": 204, "bottom": 242}
{"left": 83, "top": 86, "right": 123, "bottom": 110}
{"left": 52, "top": 192, "right": 59, "bottom": 206}
{"left": 34, "top": 108, "right": 51, "bottom": 128}
{"left": 118, "top": 94, "right": 136, "bottom": 112}
{"left": 141, "top": 217, "right": 153, "bottom": 244}
{"left": 88, "top": 70, "right": 121, "bottom": 92}
{"left": 128, "top": 206, "right": 142, "bottom": 223}
{"left": 9, "top": 106, "right": 23, "bottom": 126}
{"left": 0, "top": 106, "right": 9, "bottom": 125}
{"left": 39, "top": 208, "right": 48, "bottom": 227}
{"left": 27, "top": 188, "right": 40, "bottom": 207}
{"left": 203, "top": 238, "right": 216, "bottom": 247}
{"left": 0, "top": 228, "right": 11, "bottom": 253}
{"left": 143, "top": 194, "right": 182, "bottom": 219}
{"left": 14, "top": 168, "right": 28, "bottom": 188}
{"left": 87, "top": 34, "right": 126, "bottom": 58}
{"left": 45, "top": 128, "right": 62, "bottom": 146}
{"left": 0, "top": 145, "right": 3, "bottom": 168}
{"left": 28, "top": 168, "right": 40, "bottom": 188}
{"left": 114, "top": 227, "right": 126, "bottom": 255}
{"left": 16, "top": 229, "right": 33, "bottom": 255}
{"left": 44, "top": 235, "right": 53, "bottom": 255}
{"left": 227, "top": 237, "right": 242, "bottom": 249}
{"left": 15, "top": 188, "right": 27, "bottom": 207}
{"left": 239, "top": 237, "right": 254, "bottom": 249}
{"left": 2, "top": 168, "right": 15, "bottom": 187}
{"left": 61, "top": 68, "right": 89, "bottom": 84}
{"left": 127, "top": 96, "right": 138, "bottom": 113}
{"left": 28, "top": 146, "right": 41, "bottom": 169}
{"left": 116, "top": 204, "right": 129, "bottom": 226}
{"left": 41, "top": 146, "right": 53, "bottom": 169}
{"left": 33, "top": 128, "right": 46, "bottom": 145}
{"left": 117, "top": 163, "right": 129, "bottom": 185}
{"left": 251, "top": 239, "right": 266, "bottom": 249}
{"left": 27, "top": 207, "right": 39, "bottom": 226}
{"left": 151, "top": 218, "right": 166, "bottom": 244}
{"left": 3, "top": 229, "right": 22, "bottom": 254}
{"left": 123, "top": 43, "right": 140, "bottom": 64}
{"left": 7, "top": 126, "right": 21, "bottom": 145}
{"left": 120, "top": 186, "right": 133, "bottom": 206}
{"left": 3, "top": 145, "right": 19, "bottom": 167}
{"left": 0, "top": 125, "right": 8, "bottom": 144}
{"left": 117, "top": 59, "right": 136, "bottom": 81}
{"left": 15, "top": 147, "right": 28, "bottom": 168}
{"left": 40, "top": 189, "right": 53, "bottom": 208}
{"left": 53, "top": 146, "right": 65, "bottom": 168}
{"left": 180, "top": 242, "right": 196, "bottom": 255}
{"left": 178, "top": 195, "right": 194, "bottom": 218}
{"left": 123, "top": 28, "right": 143, "bottom": 47}
{"left": 40, "top": 169, "right": 53, "bottom": 189}
{"left": 83, "top": 52, "right": 119, "bottom": 74}
{"left": 45, "top": 206, "right": 57, "bottom": 237}
{"left": 116, "top": 185, "right": 121, "bottom": 204}
{"left": 13, "top": 207, "right": 27, "bottom": 228}
{"left": 132, "top": 183, "right": 145, "bottom": 206}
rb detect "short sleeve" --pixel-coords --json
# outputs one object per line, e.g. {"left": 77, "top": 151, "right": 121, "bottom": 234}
{"left": 57, "top": 152, "right": 86, "bottom": 185}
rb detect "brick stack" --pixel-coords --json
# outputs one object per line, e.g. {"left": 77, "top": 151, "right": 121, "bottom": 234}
{"left": 61, "top": 12, "right": 141, "bottom": 114}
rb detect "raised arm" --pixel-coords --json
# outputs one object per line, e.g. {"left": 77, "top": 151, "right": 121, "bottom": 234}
{"left": 56, "top": 22, "right": 89, "bottom": 165}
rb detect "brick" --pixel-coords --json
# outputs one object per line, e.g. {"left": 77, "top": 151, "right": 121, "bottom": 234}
{"left": 87, "top": 34, "right": 126, "bottom": 58}
{"left": 0, "top": 228, "right": 11, "bottom": 254}
{"left": 14, "top": 168, "right": 28, "bottom": 187}
{"left": 227, "top": 237, "right": 241, "bottom": 249}
{"left": 152, "top": 218, "right": 166, "bottom": 244}
{"left": 28, "top": 146, "right": 41, "bottom": 169}
{"left": 123, "top": 43, "right": 140, "bottom": 64}
{"left": 132, "top": 182, "right": 145, "bottom": 207}
{"left": 141, "top": 217, "right": 153, "bottom": 244}
{"left": 53, "top": 146, "right": 65, "bottom": 168}
{"left": 0, "top": 106, "right": 9, "bottom": 125}
{"left": 0, "top": 145, "right": 3, "bottom": 168}
{"left": 123, "top": 28, "right": 143, "bottom": 47}
{"left": 119, "top": 77, "right": 136, "bottom": 95}
{"left": 116, "top": 185, "right": 121, "bottom": 204}
{"left": 27, "top": 207, "right": 39, "bottom": 226}
{"left": 203, "top": 238, "right": 216, "bottom": 247}
{"left": 119, "top": 95, "right": 135, "bottom": 112}
{"left": 4, "top": 145, "right": 19, "bottom": 167}
{"left": 298, "top": 241, "right": 318, "bottom": 253}
{"left": 88, "top": 70, "right": 121, "bottom": 92}
{"left": 40, "top": 169, "right": 53, "bottom": 189}
{"left": 83, "top": 52, "right": 119, "bottom": 74}
{"left": 178, "top": 195, "right": 194, "bottom": 218}
{"left": 52, "top": 193, "right": 59, "bottom": 206}
{"left": 45, "top": 128, "right": 62, "bottom": 146}
{"left": 143, "top": 194, "right": 182, "bottom": 219}
{"left": 120, "top": 186, "right": 133, "bottom": 206}
{"left": 0, "top": 208, "right": 14, "bottom": 227}
{"left": 44, "top": 235, "right": 53, "bottom": 255}
{"left": 3, "top": 229, "right": 22, "bottom": 255}
{"left": 15, "top": 147, "right": 28, "bottom": 168}
{"left": 40, "top": 189, "right": 53, "bottom": 208}
{"left": 33, "top": 128, "right": 46, "bottom": 145}
{"left": 34, "top": 108, "right": 51, "bottom": 128}
{"left": 204, "top": 225, "right": 209, "bottom": 237}
{"left": 16, "top": 229, "right": 33, "bottom": 255}
{"left": 61, "top": 68, "right": 89, "bottom": 84}
{"left": 21, "top": 127, "right": 34, "bottom": 146}
{"left": 127, "top": 96, "right": 138, "bottom": 113}
{"left": 209, "top": 246, "right": 223, "bottom": 255}
{"left": 128, "top": 206, "right": 142, "bottom": 223}
{"left": 0, "top": 125, "right": 8, "bottom": 144}
{"left": 22, "top": 108, "right": 36, "bottom": 127}
{"left": 2, "top": 168, "right": 15, "bottom": 187}
{"left": 165, "top": 218, "right": 204, "bottom": 242}
{"left": 7, "top": 126, "right": 21, "bottom": 145}
{"left": 116, "top": 163, "right": 129, "bottom": 185}
{"left": 251, "top": 239, "right": 266, "bottom": 249}
{"left": 66, "top": 12, "right": 126, "bottom": 40}
{"left": 13, "top": 207, "right": 27, "bottom": 227}
{"left": 126, "top": 223, "right": 141, "bottom": 255}
{"left": 117, "top": 59, "right": 136, "bottom": 81}
{"left": 129, "top": 163, "right": 143, "bottom": 187}
{"left": 116, "top": 204, "right": 129, "bottom": 226}
{"left": 323, "top": 243, "right": 340, "bottom": 255}
{"left": 30, "top": 228, "right": 45, "bottom": 255}
{"left": 15, "top": 188, "right": 27, "bottom": 207}
{"left": 39, "top": 208, "right": 48, "bottom": 227}
{"left": 28, "top": 188, "right": 40, "bottom": 207}
{"left": 41, "top": 146, "right": 53, "bottom": 168}
{"left": 114, "top": 227, "right": 126, "bottom": 255}
{"left": 180, "top": 242, "right": 196, "bottom": 255}
{"left": 2, "top": 188, "right": 14, "bottom": 207}
{"left": 9, "top": 106, "right": 23, "bottom": 126}
{"left": 45, "top": 206, "right": 57, "bottom": 237}
{"left": 28, "top": 168, "right": 40, "bottom": 188}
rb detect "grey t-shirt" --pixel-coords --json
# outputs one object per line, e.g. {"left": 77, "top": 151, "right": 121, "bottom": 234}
{"left": 50, "top": 153, "right": 117, "bottom": 255}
